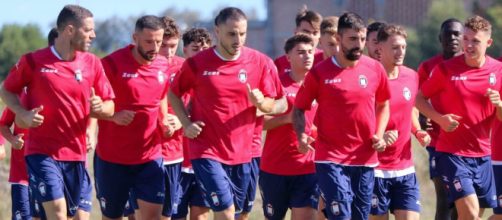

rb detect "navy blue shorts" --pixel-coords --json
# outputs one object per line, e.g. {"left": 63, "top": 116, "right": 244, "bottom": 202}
{"left": 122, "top": 191, "right": 136, "bottom": 217}
{"left": 28, "top": 185, "right": 46, "bottom": 219}
{"left": 242, "top": 157, "right": 260, "bottom": 213}
{"left": 26, "top": 154, "right": 91, "bottom": 217}
{"left": 12, "top": 184, "right": 31, "bottom": 220}
{"left": 426, "top": 147, "right": 439, "bottom": 179}
{"left": 171, "top": 172, "right": 210, "bottom": 219}
{"left": 493, "top": 164, "right": 502, "bottom": 214}
{"left": 94, "top": 154, "right": 165, "bottom": 218}
{"left": 163, "top": 162, "right": 182, "bottom": 217}
{"left": 436, "top": 152, "right": 497, "bottom": 208}
{"left": 192, "top": 158, "right": 251, "bottom": 212}
{"left": 316, "top": 163, "right": 374, "bottom": 220}
{"left": 370, "top": 173, "right": 421, "bottom": 215}
{"left": 259, "top": 170, "right": 318, "bottom": 220}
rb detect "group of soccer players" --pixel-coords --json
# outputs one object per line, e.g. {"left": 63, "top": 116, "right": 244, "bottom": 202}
{"left": 1, "top": 3, "right": 502, "bottom": 220}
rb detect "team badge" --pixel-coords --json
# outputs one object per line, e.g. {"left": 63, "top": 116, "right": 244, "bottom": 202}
{"left": 266, "top": 204, "right": 274, "bottom": 216}
{"left": 358, "top": 75, "right": 368, "bottom": 88}
{"left": 74, "top": 69, "right": 83, "bottom": 82}
{"left": 453, "top": 178, "right": 463, "bottom": 192}
{"left": 158, "top": 71, "right": 165, "bottom": 83}
{"left": 371, "top": 195, "right": 378, "bottom": 208}
{"left": 38, "top": 182, "right": 46, "bottom": 197}
{"left": 490, "top": 73, "right": 497, "bottom": 86}
{"left": 403, "top": 87, "right": 411, "bottom": 101}
{"left": 331, "top": 201, "right": 340, "bottom": 215}
{"left": 211, "top": 192, "right": 220, "bottom": 206}
{"left": 238, "top": 69, "right": 247, "bottom": 83}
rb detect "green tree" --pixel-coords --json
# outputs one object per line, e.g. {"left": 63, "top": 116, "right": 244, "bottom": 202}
{"left": 484, "top": 0, "right": 502, "bottom": 57}
{"left": 0, "top": 24, "right": 45, "bottom": 79}
{"left": 411, "top": 0, "right": 467, "bottom": 68}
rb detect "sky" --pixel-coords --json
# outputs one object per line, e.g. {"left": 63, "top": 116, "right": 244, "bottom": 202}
{"left": 0, "top": 0, "right": 267, "bottom": 33}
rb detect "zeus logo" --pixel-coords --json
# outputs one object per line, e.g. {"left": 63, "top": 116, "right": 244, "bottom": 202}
{"left": 203, "top": 71, "right": 219, "bottom": 76}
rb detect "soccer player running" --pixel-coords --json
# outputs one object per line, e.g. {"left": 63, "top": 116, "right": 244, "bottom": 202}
{"left": 0, "top": 5, "right": 115, "bottom": 220}
{"left": 369, "top": 24, "right": 430, "bottom": 220}
{"left": 171, "top": 27, "right": 212, "bottom": 220}
{"left": 94, "top": 16, "right": 170, "bottom": 220}
{"left": 293, "top": 12, "right": 390, "bottom": 220}
{"left": 169, "top": 7, "right": 280, "bottom": 220}
{"left": 366, "top": 21, "right": 387, "bottom": 61}
{"left": 416, "top": 15, "right": 501, "bottom": 220}
{"left": 416, "top": 18, "right": 463, "bottom": 220}
{"left": 260, "top": 34, "right": 318, "bottom": 220}
{"left": 275, "top": 8, "right": 323, "bottom": 75}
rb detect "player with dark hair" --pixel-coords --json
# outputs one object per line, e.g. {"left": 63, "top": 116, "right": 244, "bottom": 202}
{"left": 366, "top": 21, "right": 387, "bottom": 60}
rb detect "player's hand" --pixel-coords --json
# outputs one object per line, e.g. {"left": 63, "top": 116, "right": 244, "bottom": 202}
{"left": 437, "top": 114, "right": 462, "bottom": 132}
{"left": 0, "top": 145, "right": 5, "bottom": 160}
{"left": 383, "top": 130, "right": 398, "bottom": 146}
{"left": 112, "top": 110, "right": 136, "bottom": 126}
{"left": 16, "top": 105, "right": 44, "bottom": 128}
{"left": 298, "top": 133, "right": 315, "bottom": 154}
{"left": 86, "top": 130, "right": 96, "bottom": 152}
{"left": 11, "top": 133, "right": 25, "bottom": 150}
{"left": 414, "top": 130, "right": 431, "bottom": 147}
{"left": 372, "top": 135, "right": 386, "bottom": 152}
{"left": 184, "top": 121, "right": 205, "bottom": 139}
{"left": 247, "top": 84, "right": 265, "bottom": 107}
{"left": 90, "top": 88, "right": 105, "bottom": 115}
{"left": 161, "top": 116, "right": 175, "bottom": 138}
{"left": 167, "top": 114, "right": 182, "bottom": 131}
{"left": 486, "top": 88, "right": 502, "bottom": 108}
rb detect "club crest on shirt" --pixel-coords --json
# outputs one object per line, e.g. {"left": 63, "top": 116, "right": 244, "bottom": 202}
{"left": 74, "top": 69, "right": 83, "bottom": 82}
{"left": 170, "top": 73, "right": 176, "bottom": 83}
{"left": 238, "top": 69, "right": 247, "bottom": 83}
{"left": 403, "top": 87, "right": 412, "bottom": 101}
{"left": 489, "top": 73, "right": 497, "bottom": 86}
{"left": 158, "top": 71, "right": 165, "bottom": 83}
{"left": 358, "top": 75, "right": 368, "bottom": 88}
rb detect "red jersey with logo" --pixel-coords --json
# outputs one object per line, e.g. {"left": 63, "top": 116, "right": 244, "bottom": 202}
{"left": 171, "top": 47, "right": 277, "bottom": 165}
{"left": 162, "top": 55, "right": 186, "bottom": 163}
{"left": 0, "top": 92, "right": 29, "bottom": 185}
{"left": 274, "top": 49, "right": 324, "bottom": 75}
{"left": 421, "top": 55, "right": 502, "bottom": 157}
{"left": 97, "top": 45, "right": 169, "bottom": 165}
{"left": 3, "top": 47, "right": 115, "bottom": 161}
{"left": 261, "top": 72, "right": 317, "bottom": 175}
{"left": 294, "top": 56, "right": 390, "bottom": 166}
{"left": 417, "top": 55, "right": 446, "bottom": 147}
{"left": 494, "top": 57, "right": 502, "bottom": 162}
{"left": 377, "top": 66, "right": 418, "bottom": 170}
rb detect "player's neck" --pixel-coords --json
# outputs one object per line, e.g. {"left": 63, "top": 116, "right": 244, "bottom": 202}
{"left": 385, "top": 65, "right": 399, "bottom": 79}
{"left": 215, "top": 44, "right": 240, "bottom": 61}
{"left": 289, "top": 68, "right": 308, "bottom": 83}
{"left": 465, "top": 55, "right": 486, "bottom": 68}
{"left": 131, "top": 46, "right": 152, "bottom": 65}
{"left": 53, "top": 38, "right": 76, "bottom": 61}
{"left": 443, "top": 50, "right": 462, "bottom": 60}
{"left": 334, "top": 52, "right": 358, "bottom": 68}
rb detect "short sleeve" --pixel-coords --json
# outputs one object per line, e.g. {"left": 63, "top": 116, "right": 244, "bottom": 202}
{"left": 3, "top": 55, "right": 33, "bottom": 94}
{"left": 171, "top": 58, "right": 197, "bottom": 97}
{"left": 93, "top": 57, "right": 115, "bottom": 101}
{"left": 375, "top": 64, "right": 391, "bottom": 103}
{"left": 421, "top": 63, "right": 447, "bottom": 98}
{"left": 294, "top": 70, "right": 319, "bottom": 110}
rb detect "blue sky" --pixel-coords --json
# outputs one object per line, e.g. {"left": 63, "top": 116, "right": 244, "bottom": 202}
{"left": 0, "top": 0, "right": 266, "bottom": 32}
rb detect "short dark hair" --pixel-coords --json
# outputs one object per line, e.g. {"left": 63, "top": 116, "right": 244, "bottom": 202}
{"left": 338, "top": 12, "right": 366, "bottom": 34}
{"left": 214, "top": 7, "right": 247, "bottom": 26}
{"left": 465, "top": 15, "right": 491, "bottom": 34}
{"left": 56, "top": 5, "right": 93, "bottom": 31}
{"left": 321, "top": 16, "right": 339, "bottom": 35}
{"left": 440, "top": 18, "right": 462, "bottom": 31}
{"left": 48, "top": 28, "right": 58, "bottom": 46}
{"left": 367, "top": 21, "right": 387, "bottom": 38}
{"left": 377, "top": 24, "right": 407, "bottom": 43}
{"left": 182, "top": 28, "right": 212, "bottom": 47}
{"left": 161, "top": 16, "right": 180, "bottom": 38}
{"left": 284, "top": 34, "right": 314, "bottom": 54}
{"left": 295, "top": 7, "right": 322, "bottom": 30}
{"left": 135, "top": 15, "right": 164, "bottom": 32}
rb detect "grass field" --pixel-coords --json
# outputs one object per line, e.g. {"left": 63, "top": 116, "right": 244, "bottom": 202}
{"left": 0, "top": 137, "right": 495, "bottom": 219}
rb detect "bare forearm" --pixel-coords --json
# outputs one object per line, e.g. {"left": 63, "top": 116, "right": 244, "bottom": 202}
{"left": 0, "top": 126, "right": 16, "bottom": 144}
{"left": 415, "top": 92, "right": 442, "bottom": 123}
{"left": 256, "top": 97, "right": 275, "bottom": 114}
{"left": 411, "top": 107, "right": 421, "bottom": 132}
{"left": 292, "top": 107, "right": 306, "bottom": 140}
{"left": 168, "top": 90, "right": 191, "bottom": 127}
{"left": 0, "top": 86, "right": 26, "bottom": 115}
{"left": 263, "top": 113, "right": 291, "bottom": 130}
{"left": 375, "top": 100, "right": 390, "bottom": 138}
{"left": 270, "top": 96, "right": 287, "bottom": 115}
{"left": 91, "top": 100, "right": 115, "bottom": 118}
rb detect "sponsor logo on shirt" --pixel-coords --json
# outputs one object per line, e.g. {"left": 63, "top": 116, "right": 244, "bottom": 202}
{"left": 359, "top": 75, "right": 368, "bottom": 88}
{"left": 451, "top": 76, "right": 467, "bottom": 81}
{"left": 40, "top": 67, "right": 58, "bottom": 73}
{"left": 238, "top": 69, "right": 247, "bottom": 83}
{"left": 403, "top": 87, "right": 412, "bottom": 101}
{"left": 122, "top": 72, "right": 138, "bottom": 78}
{"left": 331, "top": 201, "right": 340, "bottom": 215}
{"left": 490, "top": 73, "right": 497, "bottom": 86}
{"left": 286, "top": 93, "right": 296, "bottom": 97}
{"left": 202, "top": 71, "right": 219, "bottom": 76}
{"left": 324, "top": 78, "right": 342, "bottom": 84}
